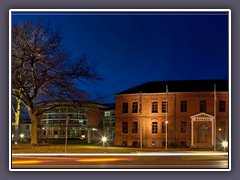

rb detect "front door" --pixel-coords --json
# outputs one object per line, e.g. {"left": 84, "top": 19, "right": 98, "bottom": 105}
{"left": 198, "top": 124, "right": 208, "bottom": 143}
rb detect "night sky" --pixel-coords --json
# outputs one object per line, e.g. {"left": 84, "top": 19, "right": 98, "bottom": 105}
{"left": 12, "top": 11, "right": 229, "bottom": 103}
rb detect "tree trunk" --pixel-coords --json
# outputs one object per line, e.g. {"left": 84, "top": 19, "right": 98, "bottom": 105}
{"left": 13, "top": 97, "right": 21, "bottom": 143}
{"left": 28, "top": 109, "right": 38, "bottom": 145}
{"left": 14, "top": 126, "right": 19, "bottom": 143}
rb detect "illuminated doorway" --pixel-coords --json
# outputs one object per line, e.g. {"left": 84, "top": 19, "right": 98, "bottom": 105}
{"left": 197, "top": 124, "right": 208, "bottom": 143}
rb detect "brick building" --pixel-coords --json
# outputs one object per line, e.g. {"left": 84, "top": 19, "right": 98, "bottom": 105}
{"left": 37, "top": 100, "right": 106, "bottom": 143}
{"left": 115, "top": 80, "right": 228, "bottom": 148}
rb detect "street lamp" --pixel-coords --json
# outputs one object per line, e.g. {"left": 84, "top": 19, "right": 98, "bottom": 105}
{"left": 65, "top": 114, "right": 70, "bottom": 153}
{"left": 20, "top": 133, "right": 25, "bottom": 142}
{"left": 165, "top": 120, "right": 168, "bottom": 150}
{"left": 221, "top": 140, "right": 228, "bottom": 152}
{"left": 101, "top": 136, "right": 107, "bottom": 148}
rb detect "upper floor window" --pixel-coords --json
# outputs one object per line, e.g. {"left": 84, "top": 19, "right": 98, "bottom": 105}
{"left": 152, "top": 102, "right": 158, "bottom": 113}
{"left": 122, "top": 102, "right": 128, "bottom": 113}
{"left": 200, "top": 100, "right": 206, "bottom": 112}
{"left": 219, "top": 101, "right": 226, "bottom": 112}
{"left": 162, "top": 101, "right": 168, "bottom": 113}
{"left": 180, "top": 122, "right": 187, "bottom": 133}
{"left": 104, "top": 111, "right": 111, "bottom": 117}
{"left": 180, "top": 101, "right": 187, "bottom": 112}
{"left": 122, "top": 122, "right": 128, "bottom": 133}
{"left": 132, "top": 122, "right": 138, "bottom": 133}
{"left": 152, "top": 122, "right": 158, "bottom": 134}
{"left": 132, "top": 102, "right": 138, "bottom": 113}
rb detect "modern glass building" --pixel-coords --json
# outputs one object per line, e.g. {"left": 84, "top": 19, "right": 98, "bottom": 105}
{"left": 37, "top": 101, "right": 106, "bottom": 143}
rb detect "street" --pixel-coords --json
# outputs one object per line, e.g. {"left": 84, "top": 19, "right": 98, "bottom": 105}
{"left": 11, "top": 153, "right": 228, "bottom": 169}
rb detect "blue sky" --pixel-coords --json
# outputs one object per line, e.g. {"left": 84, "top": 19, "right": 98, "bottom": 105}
{"left": 12, "top": 11, "right": 229, "bottom": 103}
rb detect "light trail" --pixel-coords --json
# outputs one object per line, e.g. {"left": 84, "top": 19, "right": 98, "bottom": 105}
{"left": 12, "top": 160, "right": 43, "bottom": 165}
{"left": 12, "top": 152, "right": 228, "bottom": 157}
{"left": 76, "top": 157, "right": 132, "bottom": 162}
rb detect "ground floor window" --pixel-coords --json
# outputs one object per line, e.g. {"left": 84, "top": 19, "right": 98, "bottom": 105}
{"left": 152, "top": 122, "right": 158, "bottom": 134}
{"left": 180, "top": 122, "right": 187, "bottom": 133}
{"left": 132, "top": 122, "right": 138, "bottom": 133}
{"left": 122, "top": 122, "right": 128, "bottom": 134}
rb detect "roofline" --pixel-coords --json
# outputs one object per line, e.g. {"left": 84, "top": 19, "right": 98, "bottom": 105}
{"left": 115, "top": 91, "right": 228, "bottom": 96}
{"left": 35, "top": 100, "right": 104, "bottom": 106}
{"left": 115, "top": 79, "right": 228, "bottom": 95}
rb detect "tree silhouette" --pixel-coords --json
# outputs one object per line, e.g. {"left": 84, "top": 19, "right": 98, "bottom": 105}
{"left": 12, "top": 21, "right": 101, "bottom": 145}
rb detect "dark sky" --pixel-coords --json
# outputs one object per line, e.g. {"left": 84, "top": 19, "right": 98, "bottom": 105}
{"left": 12, "top": 11, "right": 229, "bottom": 103}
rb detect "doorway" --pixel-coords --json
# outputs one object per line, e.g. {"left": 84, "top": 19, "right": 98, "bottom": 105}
{"left": 197, "top": 124, "right": 208, "bottom": 143}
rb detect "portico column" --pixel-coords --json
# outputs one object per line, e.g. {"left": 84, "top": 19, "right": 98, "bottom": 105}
{"left": 191, "top": 120, "right": 194, "bottom": 146}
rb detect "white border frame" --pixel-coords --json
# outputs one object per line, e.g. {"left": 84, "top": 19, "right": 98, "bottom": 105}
{"left": 9, "top": 9, "right": 231, "bottom": 172}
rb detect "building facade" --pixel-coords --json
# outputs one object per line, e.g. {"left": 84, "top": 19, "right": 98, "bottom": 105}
{"left": 103, "top": 104, "right": 115, "bottom": 141}
{"left": 37, "top": 101, "right": 106, "bottom": 143}
{"left": 115, "top": 80, "right": 228, "bottom": 148}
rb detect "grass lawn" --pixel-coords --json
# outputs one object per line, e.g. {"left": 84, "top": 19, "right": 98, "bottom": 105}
{"left": 11, "top": 144, "right": 219, "bottom": 153}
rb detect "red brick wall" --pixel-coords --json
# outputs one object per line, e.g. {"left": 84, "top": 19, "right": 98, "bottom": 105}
{"left": 115, "top": 92, "right": 228, "bottom": 148}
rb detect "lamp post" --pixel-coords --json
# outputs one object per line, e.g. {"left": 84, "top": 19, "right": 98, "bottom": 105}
{"left": 101, "top": 136, "right": 107, "bottom": 148}
{"left": 165, "top": 84, "right": 168, "bottom": 151}
{"left": 165, "top": 120, "right": 168, "bottom": 150}
{"left": 20, "top": 133, "right": 25, "bottom": 142}
{"left": 65, "top": 114, "right": 70, "bottom": 153}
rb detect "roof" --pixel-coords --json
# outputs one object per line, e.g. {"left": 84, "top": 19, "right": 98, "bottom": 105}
{"left": 35, "top": 100, "right": 107, "bottom": 110}
{"left": 116, "top": 80, "right": 228, "bottom": 95}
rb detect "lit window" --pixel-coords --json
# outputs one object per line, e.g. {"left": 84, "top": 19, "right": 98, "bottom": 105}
{"left": 162, "top": 101, "right": 168, "bottom": 113}
{"left": 104, "top": 111, "right": 111, "bottom": 117}
{"left": 152, "top": 122, "right": 158, "bottom": 134}
{"left": 152, "top": 102, "right": 158, "bottom": 113}
{"left": 132, "top": 102, "right": 138, "bottom": 113}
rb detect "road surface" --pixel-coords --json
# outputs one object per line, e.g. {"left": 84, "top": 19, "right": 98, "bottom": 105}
{"left": 11, "top": 153, "right": 228, "bottom": 169}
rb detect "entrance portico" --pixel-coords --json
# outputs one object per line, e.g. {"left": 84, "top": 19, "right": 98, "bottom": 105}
{"left": 190, "top": 113, "right": 215, "bottom": 148}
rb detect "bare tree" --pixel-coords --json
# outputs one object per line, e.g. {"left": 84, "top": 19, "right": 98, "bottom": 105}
{"left": 11, "top": 93, "right": 22, "bottom": 143}
{"left": 12, "top": 22, "right": 101, "bottom": 145}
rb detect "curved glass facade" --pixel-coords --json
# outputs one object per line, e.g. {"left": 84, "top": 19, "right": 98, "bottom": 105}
{"left": 41, "top": 107, "right": 87, "bottom": 127}
{"left": 38, "top": 102, "right": 105, "bottom": 141}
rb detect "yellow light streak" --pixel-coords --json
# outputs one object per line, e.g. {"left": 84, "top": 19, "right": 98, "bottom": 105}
{"left": 12, "top": 160, "right": 42, "bottom": 165}
{"left": 76, "top": 157, "right": 131, "bottom": 162}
